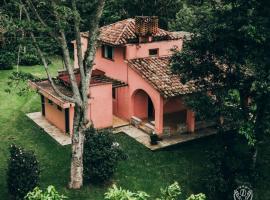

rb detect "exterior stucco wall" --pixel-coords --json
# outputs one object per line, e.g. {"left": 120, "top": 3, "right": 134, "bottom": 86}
{"left": 164, "top": 97, "right": 186, "bottom": 114}
{"left": 44, "top": 98, "right": 66, "bottom": 133}
{"left": 89, "top": 83, "right": 113, "bottom": 129}
{"left": 75, "top": 37, "right": 128, "bottom": 82}
{"left": 128, "top": 67, "right": 164, "bottom": 134}
{"left": 125, "top": 39, "right": 183, "bottom": 59}
{"left": 113, "top": 86, "right": 129, "bottom": 120}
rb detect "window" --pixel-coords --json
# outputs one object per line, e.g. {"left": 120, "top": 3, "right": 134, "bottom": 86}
{"left": 102, "top": 45, "right": 114, "bottom": 60}
{"left": 48, "top": 99, "right": 53, "bottom": 105}
{"left": 57, "top": 105, "right": 62, "bottom": 111}
{"left": 112, "top": 88, "right": 116, "bottom": 99}
{"left": 149, "top": 48, "right": 159, "bottom": 56}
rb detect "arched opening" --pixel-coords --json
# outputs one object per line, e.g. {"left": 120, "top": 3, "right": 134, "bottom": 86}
{"left": 132, "top": 89, "right": 155, "bottom": 122}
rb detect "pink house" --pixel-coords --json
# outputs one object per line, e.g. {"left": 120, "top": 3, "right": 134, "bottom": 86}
{"left": 30, "top": 16, "right": 200, "bottom": 137}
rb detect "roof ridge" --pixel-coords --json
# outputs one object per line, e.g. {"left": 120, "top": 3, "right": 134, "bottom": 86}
{"left": 114, "top": 19, "right": 133, "bottom": 45}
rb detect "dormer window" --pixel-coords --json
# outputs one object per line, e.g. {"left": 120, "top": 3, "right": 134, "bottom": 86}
{"left": 102, "top": 45, "right": 114, "bottom": 60}
{"left": 149, "top": 48, "right": 159, "bottom": 56}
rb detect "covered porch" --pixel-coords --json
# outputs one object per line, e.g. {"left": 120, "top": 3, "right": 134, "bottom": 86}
{"left": 130, "top": 89, "right": 199, "bottom": 136}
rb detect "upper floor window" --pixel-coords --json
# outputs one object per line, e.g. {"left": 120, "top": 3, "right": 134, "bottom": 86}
{"left": 149, "top": 48, "right": 159, "bottom": 56}
{"left": 102, "top": 45, "right": 114, "bottom": 60}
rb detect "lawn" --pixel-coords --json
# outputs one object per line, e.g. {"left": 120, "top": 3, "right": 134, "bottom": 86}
{"left": 0, "top": 59, "right": 269, "bottom": 200}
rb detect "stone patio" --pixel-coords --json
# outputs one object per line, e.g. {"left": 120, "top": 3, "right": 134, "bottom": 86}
{"left": 114, "top": 125, "right": 218, "bottom": 150}
{"left": 26, "top": 112, "right": 71, "bottom": 145}
{"left": 113, "top": 115, "right": 129, "bottom": 128}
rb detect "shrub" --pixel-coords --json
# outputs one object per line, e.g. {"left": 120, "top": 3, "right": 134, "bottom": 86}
{"left": 7, "top": 145, "right": 40, "bottom": 200}
{"left": 105, "top": 182, "right": 205, "bottom": 200}
{"left": 186, "top": 193, "right": 206, "bottom": 200}
{"left": 0, "top": 50, "right": 14, "bottom": 70}
{"left": 19, "top": 53, "right": 42, "bottom": 66}
{"left": 24, "top": 185, "right": 67, "bottom": 200}
{"left": 83, "top": 127, "right": 127, "bottom": 184}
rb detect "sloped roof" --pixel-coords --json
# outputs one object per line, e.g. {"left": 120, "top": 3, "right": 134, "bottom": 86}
{"left": 128, "top": 56, "right": 198, "bottom": 98}
{"left": 81, "top": 18, "right": 185, "bottom": 46}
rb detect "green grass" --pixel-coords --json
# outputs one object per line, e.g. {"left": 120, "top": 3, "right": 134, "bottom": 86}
{"left": 0, "top": 59, "right": 269, "bottom": 200}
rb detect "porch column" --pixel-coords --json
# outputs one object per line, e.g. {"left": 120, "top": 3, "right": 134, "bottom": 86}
{"left": 186, "top": 110, "right": 195, "bottom": 133}
{"left": 155, "top": 96, "right": 164, "bottom": 135}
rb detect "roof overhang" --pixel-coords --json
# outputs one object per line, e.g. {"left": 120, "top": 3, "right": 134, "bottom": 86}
{"left": 29, "top": 81, "right": 75, "bottom": 108}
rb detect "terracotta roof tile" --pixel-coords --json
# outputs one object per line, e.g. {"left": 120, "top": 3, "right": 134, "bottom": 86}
{"left": 128, "top": 56, "right": 198, "bottom": 98}
{"left": 81, "top": 18, "right": 184, "bottom": 46}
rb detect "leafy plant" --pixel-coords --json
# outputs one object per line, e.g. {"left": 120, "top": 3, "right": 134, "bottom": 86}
{"left": 157, "top": 182, "right": 181, "bottom": 200}
{"left": 24, "top": 185, "right": 67, "bottom": 200}
{"left": 104, "top": 185, "right": 150, "bottom": 200}
{"left": 150, "top": 133, "right": 159, "bottom": 145}
{"left": 7, "top": 144, "right": 40, "bottom": 200}
{"left": 186, "top": 193, "right": 206, "bottom": 200}
{"left": 105, "top": 182, "right": 205, "bottom": 200}
{"left": 83, "top": 127, "right": 127, "bottom": 184}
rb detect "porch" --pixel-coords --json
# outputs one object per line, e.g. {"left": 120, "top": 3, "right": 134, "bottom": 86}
{"left": 26, "top": 112, "right": 71, "bottom": 145}
{"left": 114, "top": 125, "right": 218, "bottom": 150}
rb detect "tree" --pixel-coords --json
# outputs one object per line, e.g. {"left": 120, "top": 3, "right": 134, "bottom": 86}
{"left": 8, "top": 0, "right": 106, "bottom": 189}
{"left": 171, "top": 0, "right": 270, "bottom": 171}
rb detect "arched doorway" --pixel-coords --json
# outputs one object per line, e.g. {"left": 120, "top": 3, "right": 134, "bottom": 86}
{"left": 132, "top": 89, "right": 155, "bottom": 122}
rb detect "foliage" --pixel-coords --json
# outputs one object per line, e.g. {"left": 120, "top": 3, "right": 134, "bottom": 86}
{"left": 169, "top": 2, "right": 212, "bottom": 32}
{"left": 5, "top": 71, "right": 41, "bottom": 96}
{"left": 156, "top": 182, "right": 181, "bottom": 200}
{"left": 186, "top": 193, "right": 206, "bottom": 200}
{"left": 0, "top": 49, "right": 14, "bottom": 70}
{"left": 104, "top": 184, "right": 150, "bottom": 200}
{"left": 98, "top": 0, "right": 183, "bottom": 29}
{"left": 105, "top": 182, "right": 204, "bottom": 200}
{"left": 20, "top": 53, "right": 42, "bottom": 66}
{"left": 201, "top": 133, "right": 256, "bottom": 200}
{"left": 171, "top": 0, "right": 270, "bottom": 149}
{"left": 7, "top": 144, "right": 40, "bottom": 200}
{"left": 24, "top": 185, "right": 67, "bottom": 200}
{"left": 83, "top": 127, "right": 127, "bottom": 184}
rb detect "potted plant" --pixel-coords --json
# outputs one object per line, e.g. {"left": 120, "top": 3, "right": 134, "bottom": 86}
{"left": 150, "top": 132, "right": 159, "bottom": 145}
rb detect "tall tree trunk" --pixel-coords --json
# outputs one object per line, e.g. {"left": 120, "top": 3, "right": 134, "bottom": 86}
{"left": 69, "top": 106, "right": 86, "bottom": 189}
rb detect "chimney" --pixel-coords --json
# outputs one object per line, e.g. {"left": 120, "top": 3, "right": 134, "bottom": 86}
{"left": 135, "top": 16, "right": 158, "bottom": 42}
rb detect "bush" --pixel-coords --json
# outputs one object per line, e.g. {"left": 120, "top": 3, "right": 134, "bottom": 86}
{"left": 0, "top": 50, "right": 14, "bottom": 70}
{"left": 7, "top": 145, "right": 40, "bottom": 200}
{"left": 19, "top": 53, "right": 42, "bottom": 66}
{"left": 104, "top": 182, "right": 205, "bottom": 200}
{"left": 83, "top": 127, "right": 127, "bottom": 184}
{"left": 24, "top": 185, "right": 67, "bottom": 200}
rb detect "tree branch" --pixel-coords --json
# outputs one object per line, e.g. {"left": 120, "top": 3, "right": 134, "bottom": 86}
{"left": 24, "top": 0, "right": 61, "bottom": 42}
{"left": 21, "top": 3, "right": 75, "bottom": 103}
{"left": 51, "top": 0, "right": 82, "bottom": 106}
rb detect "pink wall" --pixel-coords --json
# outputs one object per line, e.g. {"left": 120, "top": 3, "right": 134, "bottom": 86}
{"left": 44, "top": 98, "right": 66, "bottom": 133}
{"left": 113, "top": 86, "right": 130, "bottom": 120}
{"left": 89, "top": 83, "right": 113, "bottom": 129}
{"left": 164, "top": 97, "right": 186, "bottom": 114}
{"left": 75, "top": 37, "right": 128, "bottom": 83}
{"left": 125, "top": 39, "right": 183, "bottom": 59}
{"left": 128, "top": 67, "right": 164, "bottom": 134}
